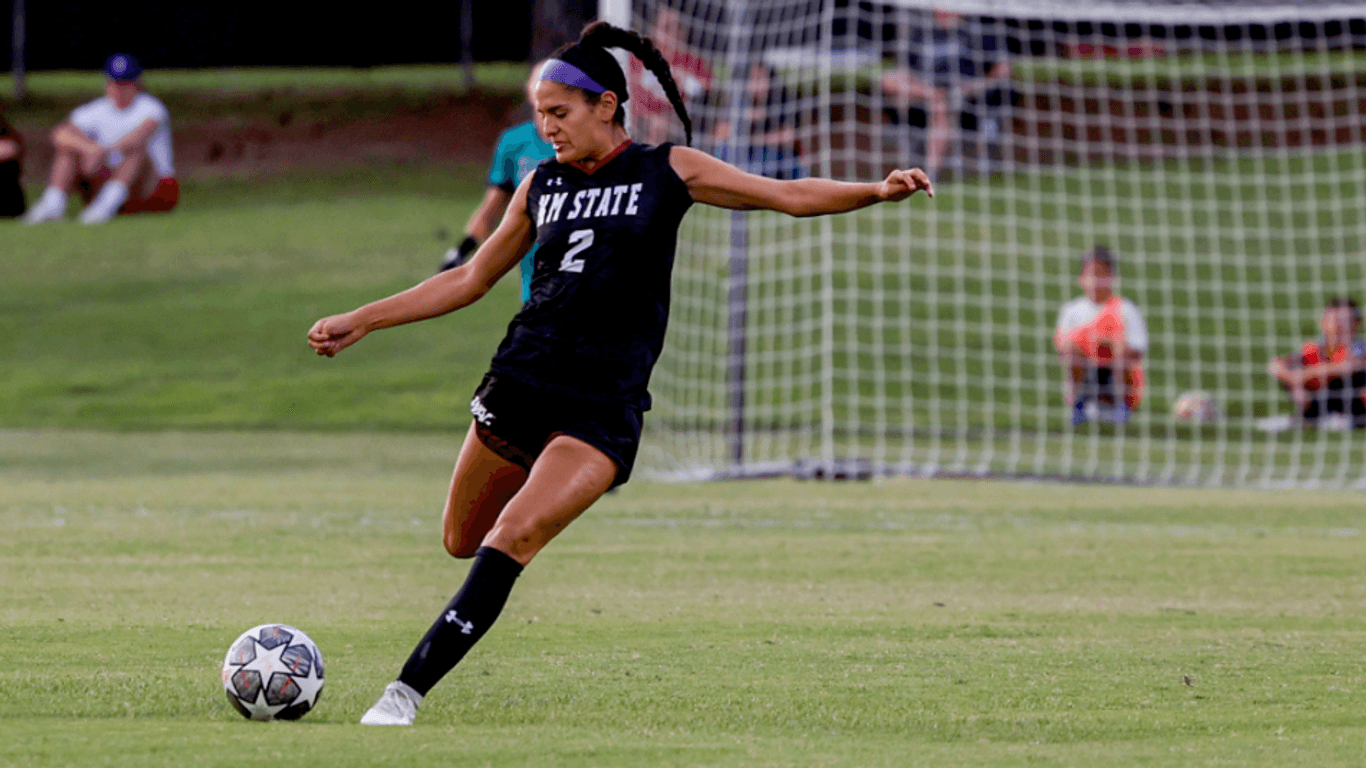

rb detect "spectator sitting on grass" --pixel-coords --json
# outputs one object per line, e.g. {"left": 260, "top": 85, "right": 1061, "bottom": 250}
{"left": 1054, "top": 246, "right": 1148, "bottom": 425}
{"left": 24, "top": 53, "right": 179, "bottom": 225}
{"left": 0, "top": 110, "right": 25, "bottom": 218}
{"left": 1265, "top": 297, "right": 1366, "bottom": 430}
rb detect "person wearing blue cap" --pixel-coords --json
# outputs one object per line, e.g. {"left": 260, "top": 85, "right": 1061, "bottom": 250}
{"left": 24, "top": 53, "right": 179, "bottom": 225}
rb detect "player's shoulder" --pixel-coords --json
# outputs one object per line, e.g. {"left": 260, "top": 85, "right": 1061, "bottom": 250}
{"left": 497, "top": 121, "right": 543, "bottom": 150}
{"left": 131, "top": 92, "right": 170, "bottom": 116}
{"left": 497, "top": 121, "right": 535, "bottom": 144}
{"left": 1118, "top": 296, "right": 1144, "bottom": 314}
{"left": 631, "top": 143, "right": 694, "bottom": 191}
{"left": 498, "top": 122, "right": 554, "bottom": 163}
{"left": 1058, "top": 296, "right": 1091, "bottom": 313}
{"left": 72, "top": 95, "right": 113, "bottom": 117}
{"left": 646, "top": 141, "right": 701, "bottom": 175}
{"left": 133, "top": 91, "right": 168, "bottom": 108}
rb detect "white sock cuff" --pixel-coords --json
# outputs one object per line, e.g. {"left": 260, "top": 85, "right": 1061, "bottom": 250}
{"left": 392, "top": 680, "right": 424, "bottom": 705}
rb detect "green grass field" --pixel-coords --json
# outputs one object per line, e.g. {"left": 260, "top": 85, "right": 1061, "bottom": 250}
{"left": 1, "top": 160, "right": 513, "bottom": 431}
{"left": 5, "top": 64, "right": 1366, "bottom": 765}
{"left": 5, "top": 429, "right": 1366, "bottom": 767}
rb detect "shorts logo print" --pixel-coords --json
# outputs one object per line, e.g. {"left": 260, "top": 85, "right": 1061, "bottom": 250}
{"left": 470, "top": 396, "right": 496, "bottom": 426}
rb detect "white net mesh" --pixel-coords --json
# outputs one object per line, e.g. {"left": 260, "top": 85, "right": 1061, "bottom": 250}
{"left": 613, "top": 0, "right": 1366, "bottom": 487}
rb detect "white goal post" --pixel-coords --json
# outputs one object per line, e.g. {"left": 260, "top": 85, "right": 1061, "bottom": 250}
{"left": 607, "top": 0, "right": 1366, "bottom": 488}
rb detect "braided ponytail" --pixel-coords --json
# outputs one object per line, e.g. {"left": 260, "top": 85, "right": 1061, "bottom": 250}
{"left": 579, "top": 21, "right": 693, "bottom": 147}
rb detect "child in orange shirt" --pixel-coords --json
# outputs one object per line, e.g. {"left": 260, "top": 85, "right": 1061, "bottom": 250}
{"left": 1054, "top": 246, "right": 1148, "bottom": 425}
{"left": 1266, "top": 298, "right": 1366, "bottom": 429}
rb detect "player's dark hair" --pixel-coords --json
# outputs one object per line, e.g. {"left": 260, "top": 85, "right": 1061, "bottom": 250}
{"left": 554, "top": 20, "right": 693, "bottom": 146}
{"left": 1083, "top": 245, "right": 1117, "bottom": 274}
{"left": 1327, "top": 296, "right": 1362, "bottom": 324}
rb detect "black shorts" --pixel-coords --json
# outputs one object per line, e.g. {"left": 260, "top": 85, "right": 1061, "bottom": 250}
{"left": 469, "top": 374, "right": 643, "bottom": 488}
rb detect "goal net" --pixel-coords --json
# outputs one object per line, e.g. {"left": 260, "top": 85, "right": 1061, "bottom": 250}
{"left": 606, "top": 0, "right": 1366, "bottom": 488}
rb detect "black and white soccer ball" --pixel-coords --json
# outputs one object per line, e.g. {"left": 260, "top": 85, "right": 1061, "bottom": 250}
{"left": 221, "top": 624, "right": 325, "bottom": 721}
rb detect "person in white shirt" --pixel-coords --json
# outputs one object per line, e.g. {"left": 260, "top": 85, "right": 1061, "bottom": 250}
{"left": 1053, "top": 246, "right": 1149, "bottom": 424}
{"left": 24, "top": 53, "right": 179, "bottom": 225}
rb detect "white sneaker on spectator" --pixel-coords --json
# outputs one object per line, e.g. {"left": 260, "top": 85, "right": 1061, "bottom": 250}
{"left": 23, "top": 188, "right": 67, "bottom": 224}
{"left": 1320, "top": 413, "right": 1352, "bottom": 432}
{"left": 359, "top": 681, "right": 422, "bottom": 726}
{"left": 1254, "top": 415, "right": 1293, "bottom": 433}
{"left": 79, "top": 181, "right": 129, "bottom": 225}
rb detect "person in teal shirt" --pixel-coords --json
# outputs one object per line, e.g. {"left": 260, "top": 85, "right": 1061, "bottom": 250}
{"left": 440, "top": 65, "right": 554, "bottom": 303}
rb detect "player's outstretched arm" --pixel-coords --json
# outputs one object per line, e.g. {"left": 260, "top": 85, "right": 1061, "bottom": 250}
{"left": 309, "top": 174, "right": 535, "bottom": 357}
{"left": 669, "top": 146, "right": 932, "bottom": 217}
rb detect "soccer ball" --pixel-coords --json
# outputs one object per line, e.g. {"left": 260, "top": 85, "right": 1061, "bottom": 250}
{"left": 221, "top": 624, "right": 325, "bottom": 721}
{"left": 1172, "top": 390, "right": 1220, "bottom": 423}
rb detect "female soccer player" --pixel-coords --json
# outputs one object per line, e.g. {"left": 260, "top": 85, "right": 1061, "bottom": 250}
{"left": 308, "top": 21, "right": 934, "bottom": 726}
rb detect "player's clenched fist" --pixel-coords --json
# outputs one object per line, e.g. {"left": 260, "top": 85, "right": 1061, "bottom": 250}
{"left": 308, "top": 313, "right": 368, "bottom": 357}
{"left": 878, "top": 168, "right": 934, "bottom": 202}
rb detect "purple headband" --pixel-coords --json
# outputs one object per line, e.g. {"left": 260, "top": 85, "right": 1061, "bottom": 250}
{"left": 539, "top": 58, "right": 607, "bottom": 94}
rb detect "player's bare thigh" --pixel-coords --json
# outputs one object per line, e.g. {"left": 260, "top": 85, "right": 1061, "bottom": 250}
{"left": 442, "top": 422, "right": 529, "bottom": 558}
{"left": 481, "top": 433, "right": 617, "bottom": 566}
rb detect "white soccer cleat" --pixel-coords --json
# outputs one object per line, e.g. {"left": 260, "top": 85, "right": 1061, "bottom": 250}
{"left": 359, "top": 681, "right": 422, "bottom": 726}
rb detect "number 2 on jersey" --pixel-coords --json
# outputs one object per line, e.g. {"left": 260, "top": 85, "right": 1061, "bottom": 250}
{"left": 559, "top": 229, "right": 593, "bottom": 273}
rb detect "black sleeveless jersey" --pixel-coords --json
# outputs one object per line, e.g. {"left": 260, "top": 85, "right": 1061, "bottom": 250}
{"left": 487, "top": 142, "right": 693, "bottom": 410}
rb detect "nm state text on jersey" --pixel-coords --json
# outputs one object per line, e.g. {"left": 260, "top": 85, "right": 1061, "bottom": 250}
{"left": 535, "top": 183, "right": 645, "bottom": 227}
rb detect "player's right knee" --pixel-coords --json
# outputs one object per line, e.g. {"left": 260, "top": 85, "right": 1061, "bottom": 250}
{"left": 442, "top": 531, "right": 479, "bottom": 559}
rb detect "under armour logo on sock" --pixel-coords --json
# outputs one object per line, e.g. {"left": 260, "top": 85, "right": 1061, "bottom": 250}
{"left": 444, "top": 610, "right": 474, "bottom": 635}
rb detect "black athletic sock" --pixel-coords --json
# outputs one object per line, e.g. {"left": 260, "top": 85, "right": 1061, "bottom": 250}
{"left": 398, "top": 546, "right": 524, "bottom": 696}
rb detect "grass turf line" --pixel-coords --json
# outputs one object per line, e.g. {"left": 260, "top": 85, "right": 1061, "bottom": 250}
{"left": 3, "top": 64, "right": 534, "bottom": 127}
{"left": 3, "top": 430, "right": 1366, "bottom": 766}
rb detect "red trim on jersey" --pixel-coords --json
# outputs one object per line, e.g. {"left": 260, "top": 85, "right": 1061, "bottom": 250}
{"left": 577, "top": 141, "right": 633, "bottom": 176}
